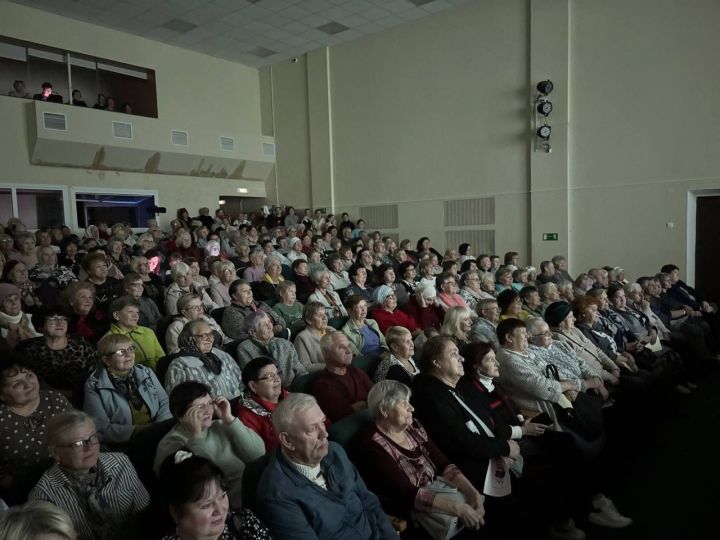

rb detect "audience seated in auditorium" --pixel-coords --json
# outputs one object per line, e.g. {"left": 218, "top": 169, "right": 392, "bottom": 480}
{"left": 293, "top": 301, "right": 335, "bottom": 373}
{"left": 165, "top": 293, "right": 230, "bottom": 355}
{"left": 272, "top": 280, "right": 304, "bottom": 334}
{"left": 0, "top": 283, "right": 41, "bottom": 348}
{"left": 468, "top": 297, "right": 500, "bottom": 347}
{"left": 165, "top": 261, "right": 215, "bottom": 316}
{"left": 121, "top": 272, "right": 161, "bottom": 330}
{"left": 64, "top": 281, "right": 110, "bottom": 345}
{"left": 105, "top": 296, "right": 164, "bottom": 370}
{"left": 342, "top": 294, "right": 389, "bottom": 358}
{"left": 8, "top": 79, "right": 31, "bottom": 99}
{"left": 373, "top": 326, "right": 419, "bottom": 385}
{"left": 0, "top": 500, "right": 78, "bottom": 539}
{"left": 221, "top": 279, "right": 285, "bottom": 341}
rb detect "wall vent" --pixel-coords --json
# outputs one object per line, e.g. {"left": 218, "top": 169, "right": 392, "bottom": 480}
{"left": 262, "top": 142, "right": 276, "bottom": 156}
{"left": 112, "top": 121, "right": 133, "bottom": 140}
{"left": 171, "top": 130, "right": 189, "bottom": 146}
{"left": 42, "top": 112, "right": 67, "bottom": 131}
{"left": 445, "top": 230, "right": 495, "bottom": 254}
{"left": 220, "top": 136, "right": 235, "bottom": 151}
{"left": 444, "top": 197, "right": 495, "bottom": 226}
{"left": 359, "top": 204, "right": 399, "bottom": 229}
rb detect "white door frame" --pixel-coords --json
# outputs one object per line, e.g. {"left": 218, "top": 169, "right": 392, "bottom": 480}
{"left": 0, "top": 183, "right": 71, "bottom": 230}
{"left": 686, "top": 188, "right": 720, "bottom": 287}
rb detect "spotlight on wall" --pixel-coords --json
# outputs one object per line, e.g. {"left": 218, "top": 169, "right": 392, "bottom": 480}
{"left": 537, "top": 124, "right": 551, "bottom": 140}
{"left": 537, "top": 80, "right": 554, "bottom": 96}
{"left": 536, "top": 99, "right": 553, "bottom": 116}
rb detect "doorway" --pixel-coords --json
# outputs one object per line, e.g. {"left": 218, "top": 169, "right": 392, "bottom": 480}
{"left": 694, "top": 195, "right": 720, "bottom": 301}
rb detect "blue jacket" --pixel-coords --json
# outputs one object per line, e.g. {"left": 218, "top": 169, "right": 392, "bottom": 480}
{"left": 257, "top": 442, "right": 396, "bottom": 540}
{"left": 84, "top": 364, "right": 172, "bottom": 444}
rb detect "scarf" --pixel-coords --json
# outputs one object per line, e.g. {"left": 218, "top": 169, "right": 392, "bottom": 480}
{"left": 62, "top": 465, "right": 113, "bottom": 536}
{"left": 108, "top": 369, "right": 145, "bottom": 410}
{"left": 177, "top": 333, "right": 223, "bottom": 375}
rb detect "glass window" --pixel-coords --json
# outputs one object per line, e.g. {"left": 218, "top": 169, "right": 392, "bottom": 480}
{"left": 75, "top": 193, "right": 156, "bottom": 229}
{"left": 16, "top": 188, "right": 65, "bottom": 229}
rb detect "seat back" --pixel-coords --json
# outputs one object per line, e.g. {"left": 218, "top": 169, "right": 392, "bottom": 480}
{"left": 241, "top": 453, "right": 273, "bottom": 512}
{"left": 328, "top": 409, "right": 373, "bottom": 450}
{"left": 328, "top": 316, "right": 348, "bottom": 330}
{"left": 210, "top": 307, "right": 227, "bottom": 326}
{"left": 352, "top": 355, "right": 381, "bottom": 379}
{"left": 289, "top": 371, "right": 323, "bottom": 393}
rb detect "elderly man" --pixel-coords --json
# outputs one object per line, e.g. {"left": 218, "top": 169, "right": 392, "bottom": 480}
{"left": 257, "top": 393, "right": 396, "bottom": 539}
{"left": 588, "top": 268, "right": 609, "bottom": 289}
{"left": 468, "top": 298, "right": 500, "bottom": 347}
{"left": 311, "top": 332, "right": 373, "bottom": 422}
{"left": 552, "top": 255, "right": 573, "bottom": 283}
{"left": 527, "top": 317, "right": 608, "bottom": 401}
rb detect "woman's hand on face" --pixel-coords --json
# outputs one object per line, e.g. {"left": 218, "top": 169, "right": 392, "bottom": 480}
{"left": 182, "top": 406, "right": 206, "bottom": 439}
{"left": 213, "top": 397, "right": 235, "bottom": 425}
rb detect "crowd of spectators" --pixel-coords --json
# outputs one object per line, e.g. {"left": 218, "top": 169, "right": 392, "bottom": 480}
{"left": 7, "top": 80, "right": 134, "bottom": 114}
{"left": 0, "top": 203, "right": 717, "bottom": 540}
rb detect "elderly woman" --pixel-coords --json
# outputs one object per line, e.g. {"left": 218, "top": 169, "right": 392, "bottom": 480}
{"left": 558, "top": 280, "right": 575, "bottom": 303}
{"left": 373, "top": 326, "right": 419, "bottom": 384}
{"left": 106, "top": 239, "right": 130, "bottom": 275}
{"left": 273, "top": 280, "right": 304, "bottom": 334}
{"left": 165, "top": 261, "right": 216, "bottom": 316}
{"left": 547, "top": 300, "right": 622, "bottom": 385}
{"left": 165, "top": 293, "right": 230, "bottom": 355}
{"left": 154, "top": 381, "right": 265, "bottom": 509}
{"left": 236, "top": 356, "right": 289, "bottom": 452}
{"left": 344, "top": 264, "right": 375, "bottom": 303}
{"left": 539, "top": 282, "right": 561, "bottom": 311}
{"left": 29, "top": 245, "right": 77, "bottom": 289}
{"left": 165, "top": 319, "right": 243, "bottom": 399}
{"left": 19, "top": 306, "right": 96, "bottom": 406}
{"left": 497, "top": 288, "right": 529, "bottom": 322}
{"left": 208, "top": 260, "right": 237, "bottom": 307}
{"left": 222, "top": 279, "right": 286, "bottom": 341}
{"left": 574, "top": 273, "right": 594, "bottom": 298}
{"left": 253, "top": 255, "right": 284, "bottom": 303}
{"left": 242, "top": 249, "right": 265, "bottom": 283}
{"left": 458, "top": 269, "right": 492, "bottom": 312}
{"left": 436, "top": 272, "right": 468, "bottom": 312}
{"left": 342, "top": 294, "right": 389, "bottom": 357}
{"left": 0, "top": 283, "right": 41, "bottom": 348}
{"left": 106, "top": 296, "right": 165, "bottom": 370}
{"left": 82, "top": 251, "right": 122, "bottom": 314}
{"left": 121, "top": 272, "right": 162, "bottom": 329}
{"left": 157, "top": 453, "right": 271, "bottom": 540}
{"left": 402, "top": 281, "right": 444, "bottom": 331}
{"left": 359, "top": 380, "right": 485, "bottom": 536}
{"left": 0, "top": 359, "right": 72, "bottom": 504}
{"left": 410, "top": 336, "right": 526, "bottom": 537}
{"left": 494, "top": 268, "right": 513, "bottom": 294}
{"left": 58, "top": 238, "right": 81, "bottom": 276}
{"left": 236, "top": 311, "right": 307, "bottom": 385}
{"left": 307, "top": 268, "right": 348, "bottom": 319}
{"left": 63, "top": 281, "right": 109, "bottom": 345}
{"left": 29, "top": 410, "right": 150, "bottom": 540}
{"left": 6, "top": 260, "right": 43, "bottom": 313}
{"left": 293, "top": 301, "right": 336, "bottom": 372}
{"left": 9, "top": 232, "right": 38, "bottom": 268}
{"left": 440, "top": 305, "right": 475, "bottom": 351}
{"left": 0, "top": 500, "right": 78, "bottom": 540}
{"left": 375, "top": 264, "right": 409, "bottom": 306}
{"left": 84, "top": 334, "right": 172, "bottom": 445}
{"left": 526, "top": 317, "right": 608, "bottom": 400}
{"left": 370, "top": 284, "right": 420, "bottom": 336}
{"left": 326, "top": 253, "right": 350, "bottom": 291}
{"left": 128, "top": 255, "right": 165, "bottom": 309}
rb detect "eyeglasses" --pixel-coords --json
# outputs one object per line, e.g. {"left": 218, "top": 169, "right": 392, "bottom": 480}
{"left": 256, "top": 372, "right": 282, "bottom": 383}
{"left": 237, "top": 288, "right": 253, "bottom": 294}
{"left": 112, "top": 346, "right": 135, "bottom": 357}
{"left": 56, "top": 432, "right": 100, "bottom": 450}
{"left": 184, "top": 305, "right": 204, "bottom": 312}
{"left": 192, "top": 332, "right": 215, "bottom": 341}
{"left": 532, "top": 331, "right": 552, "bottom": 338}
{"left": 46, "top": 316, "right": 68, "bottom": 324}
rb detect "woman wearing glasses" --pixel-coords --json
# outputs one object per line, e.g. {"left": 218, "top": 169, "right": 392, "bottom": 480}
{"left": 154, "top": 381, "right": 265, "bottom": 510}
{"left": 105, "top": 296, "right": 165, "bottom": 371}
{"left": 165, "top": 319, "right": 243, "bottom": 400}
{"left": 29, "top": 410, "right": 150, "bottom": 540}
{"left": 84, "top": 334, "right": 172, "bottom": 445}
{"left": 165, "top": 293, "right": 230, "bottom": 355}
{"left": 0, "top": 357, "right": 71, "bottom": 504}
{"left": 17, "top": 306, "right": 97, "bottom": 407}
{"left": 236, "top": 356, "right": 288, "bottom": 452}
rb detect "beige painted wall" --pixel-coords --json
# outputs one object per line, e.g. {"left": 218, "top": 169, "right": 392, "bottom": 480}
{"left": 569, "top": 0, "right": 720, "bottom": 278}
{"left": 0, "top": 0, "right": 264, "bottom": 227}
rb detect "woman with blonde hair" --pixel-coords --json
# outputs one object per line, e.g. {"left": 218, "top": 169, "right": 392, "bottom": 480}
{"left": 440, "top": 305, "right": 475, "bottom": 350}
{"left": 0, "top": 500, "right": 77, "bottom": 540}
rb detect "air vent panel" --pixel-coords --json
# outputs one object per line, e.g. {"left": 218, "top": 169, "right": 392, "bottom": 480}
{"left": 262, "top": 142, "right": 275, "bottom": 156}
{"left": 171, "top": 130, "right": 189, "bottom": 146}
{"left": 112, "top": 121, "right": 133, "bottom": 140}
{"left": 359, "top": 204, "right": 399, "bottom": 229}
{"left": 220, "top": 136, "right": 235, "bottom": 151}
{"left": 42, "top": 112, "right": 67, "bottom": 131}
{"left": 444, "top": 197, "right": 495, "bottom": 226}
{"left": 445, "top": 230, "right": 496, "bottom": 255}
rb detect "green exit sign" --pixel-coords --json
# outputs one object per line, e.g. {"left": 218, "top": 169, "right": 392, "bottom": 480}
{"left": 543, "top": 233, "right": 559, "bottom": 241}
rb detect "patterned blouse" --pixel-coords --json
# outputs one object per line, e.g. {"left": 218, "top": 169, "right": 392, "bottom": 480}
{"left": 161, "top": 510, "right": 272, "bottom": 540}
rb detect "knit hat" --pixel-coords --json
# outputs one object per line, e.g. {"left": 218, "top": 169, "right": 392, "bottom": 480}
{"left": 418, "top": 281, "right": 437, "bottom": 300}
{"left": 288, "top": 237, "right": 301, "bottom": 248}
{"left": 372, "top": 285, "right": 394, "bottom": 305}
{"left": 0, "top": 283, "right": 21, "bottom": 304}
{"left": 543, "top": 301, "right": 572, "bottom": 327}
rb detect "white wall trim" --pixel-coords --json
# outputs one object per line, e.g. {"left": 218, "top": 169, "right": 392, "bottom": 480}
{"left": 686, "top": 188, "right": 720, "bottom": 287}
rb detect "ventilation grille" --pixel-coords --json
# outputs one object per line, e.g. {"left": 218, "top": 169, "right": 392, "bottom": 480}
{"left": 220, "top": 136, "right": 235, "bottom": 151}
{"left": 444, "top": 197, "right": 495, "bottom": 226}
{"left": 359, "top": 204, "right": 399, "bottom": 229}
{"left": 262, "top": 142, "right": 276, "bottom": 156}
{"left": 112, "top": 121, "right": 133, "bottom": 139}
{"left": 445, "top": 230, "right": 495, "bottom": 255}
{"left": 382, "top": 232, "right": 400, "bottom": 244}
{"left": 42, "top": 112, "right": 67, "bottom": 131}
{"left": 171, "top": 130, "right": 188, "bottom": 146}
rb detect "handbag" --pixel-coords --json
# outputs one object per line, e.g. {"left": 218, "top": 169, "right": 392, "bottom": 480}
{"left": 411, "top": 477, "right": 466, "bottom": 540}
{"left": 545, "top": 364, "right": 604, "bottom": 441}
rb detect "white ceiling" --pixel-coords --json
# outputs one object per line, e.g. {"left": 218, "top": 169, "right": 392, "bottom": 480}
{"left": 11, "top": 0, "right": 473, "bottom": 67}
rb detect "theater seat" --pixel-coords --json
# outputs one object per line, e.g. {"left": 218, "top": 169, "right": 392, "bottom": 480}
{"left": 289, "top": 371, "right": 323, "bottom": 394}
